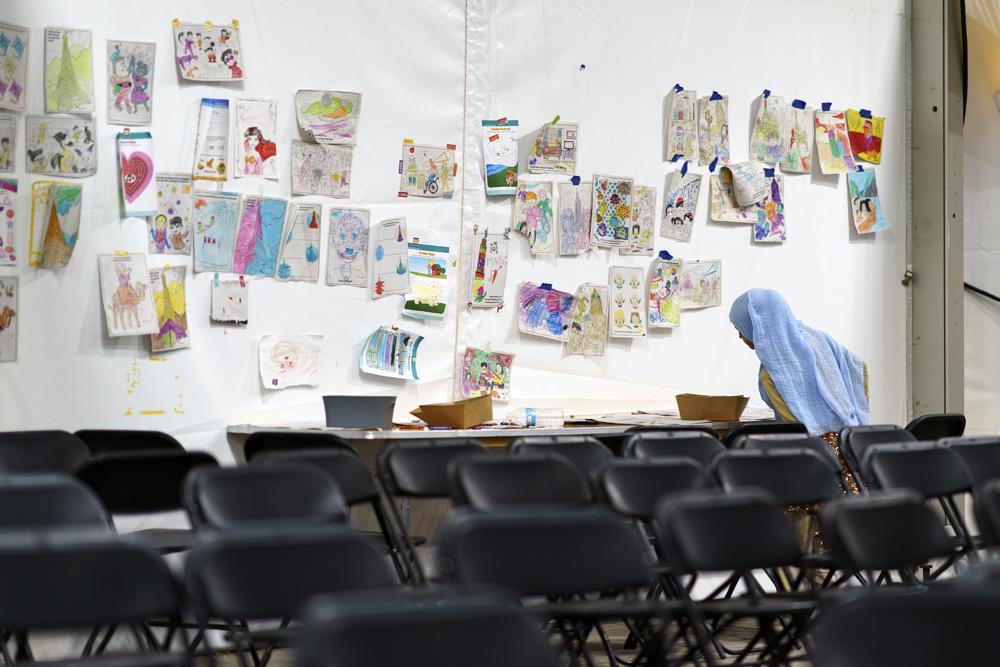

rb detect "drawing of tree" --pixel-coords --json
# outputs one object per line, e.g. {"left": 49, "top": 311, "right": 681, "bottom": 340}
{"left": 52, "top": 34, "right": 84, "bottom": 110}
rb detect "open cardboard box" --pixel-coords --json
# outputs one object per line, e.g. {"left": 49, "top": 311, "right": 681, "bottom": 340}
{"left": 411, "top": 394, "right": 493, "bottom": 429}
{"left": 675, "top": 393, "right": 750, "bottom": 421}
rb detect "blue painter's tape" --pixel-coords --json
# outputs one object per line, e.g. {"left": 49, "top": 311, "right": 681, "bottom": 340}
{"left": 763, "top": 89, "right": 771, "bottom": 99}
{"left": 681, "top": 161, "right": 689, "bottom": 177}
{"left": 792, "top": 99, "right": 806, "bottom": 109}
{"left": 540, "top": 283, "right": 552, "bottom": 290}
{"left": 673, "top": 83, "right": 683, "bottom": 92}
{"left": 859, "top": 108, "right": 872, "bottom": 119}
{"left": 763, "top": 168, "right": 775, "bottom": 178}
{"left": 710, "top": 91, "right": 722, "bottom": 101}
{"left": 709, "top": 157, "right": 718, "bottom": 173}
{"left": 671, "top": 153, "right": 683, "bottom": 162}
{"left": 570, "top": 175, "right": 581, "bottom": 186}
{"left": 658, "top": 249, "right": 674, "bottom": 260}
{"left": 821, "top": 102, "right": 832, "bottom": 111}
{"left": 856, "top": 165, "right": 864, "bottom": 172}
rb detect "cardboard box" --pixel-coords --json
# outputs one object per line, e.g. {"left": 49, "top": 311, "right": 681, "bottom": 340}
{"left": 675, "top": 394, "right": 750, "bottom": 421}
{"left": 411, "top": 395, "right": 493, "bottom": 429}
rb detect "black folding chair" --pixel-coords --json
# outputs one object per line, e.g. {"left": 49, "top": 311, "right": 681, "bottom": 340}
{"left": 624, "top": 430, "right": 726, "bottom": 468}
{"left": 941, "top": 436, "right": 1000, "bottom": 486}
{"left": 185, "top": 525, "right": 397, "bottom": 667}
{"left": 838, "top": 424, "right": 916, "bottom": 489}
{"left": 721, "top": 421, "right": 807, "bottom": 447}
{"left": 74, "top": 429, "right": 184, "bottom": 456}
{"left": 974, "top": 479, "right": 1000, "bottom": 547}
{"left": 905, "top": 412, "right": 966, "bottom": 440}
{"left": 242, "top": 431, "right": 357, "bottom": 462}
{"left": 448, "top": 453, "right": 591, "bottom": 510}
{"left": 0, "top": 429, "right": 90, "bottom": 473}
{"left": 76, "top": 451, "right": 219, "bottom": 553}
{"left": 297, "top": 589, "right": 560, "bottom": 667}
{"left": 0, "top": 474, "right": 112, "bottom": 534}
{"left": 508, "top": 435, "right": 614, "bottom": 480}
{"left": 593, "top": 425, "right": 717, "bottom": 457}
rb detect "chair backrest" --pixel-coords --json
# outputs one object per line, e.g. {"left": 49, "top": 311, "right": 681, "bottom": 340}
{"left": 186, "top": 525, "right": 397, "bottom": 620}
{"left": 243, "top": 430, "right": 358, "bottom": 462}
{"left": 819, "top": 490, "right": 954, "bottom": 572}
{"left": 0, "top": 430, "right": 90, "bottom": 473}
{"left": 252, "top": 448, "right": 379, "bottom": 504}
{"left": 73, "top": 429, "right": 184, "bottom": 456}
{"left": 905, "top": 412, "right": 966, "bottom": 441}
{"left": 862, "top": 442, "right": 973, "bottom": 498}
{"left": 624, "top": 431, "right": 726, "bottom": 468}
{"left": 449, "top": 453, "right": 590, "bottom": 510}
{"left": 299, "top": 591, "right": 560, "bottom": 667}
{"left": 839, "top": 425, "right": 916, "bottom": 486}
{"left": 974, "top": 479, "right": 1000, "bottom": 546}
{"left": 76, "top": 450, "right": 219, "bottom": 514}
{"left": 731, "top": 433, "right": 840, "bottom": 466}
{"left": 507, "top": 435, "right": 614, "bottom": 479}
{"left": 816, "top": 588, "right": 1000, "bottom": 667}
{"left": 437, "top": 509, "right": 652, "bottom": 597}
{"left": 654, "top": 489, "right": 801, "bottom": 572}
{"left": 711, "top": 449, "right": 844, "bottom": 506}
{"left": 184, "top": 464, "right": 348, "bottom": 530}
{"left": 0, "top": 475, "right": 112, "bottom": 533}
{"left": 379, "top": 439, "right": 488, "bottom": 498}
{"left": 721, "top": 421, "right": 808, "bottom": 447}
{"left": 941, "top": 436, "right": 1000, "bottom": 486}
{"left": 594, "top": 458, "right": 713, "bottom": 519}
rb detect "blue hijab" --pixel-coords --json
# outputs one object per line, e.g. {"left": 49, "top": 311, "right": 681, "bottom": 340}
{"left": 729, "top": 289, "right": 870, "bottom": 435}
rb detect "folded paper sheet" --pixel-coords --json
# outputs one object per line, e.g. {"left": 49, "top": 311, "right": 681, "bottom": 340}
{"left": 665, "top": 89, "right": 697, "bottom": 160}
{"left": 514, "top": 180, "right": 554, "bottom": 254}
{"left": 193, "top": 98, "right": 229, "bottom": 181}
{"left": 29, "top": 180, "right": 82, "bottom": 268}
{"left": 210, "top": 277, "right": 247, "bottom": 324}
{"left": 0, "top": 276, "right": 15, "bottom": 361}
{"left": 106, "top": 40, "right": 154, "bottom": 126}
{"left": 482, "top": 119, "right": 518, "bottom": 195}
{"left": 846, "top": 108, "right": 884, "bottom": 164}
{"left": 360, "top": 325, "right": 424, "bottom": 381}
{"left": 275, "top": 202, "right": 321, "bottom": 283}
{"left": 782, "top": 104, "right": 814, "bottom": 173}
{"left": 0, "top": 178, "right": 16, "bottom": 265}
{"left": 404, "top": 242, "right": 450, "bottom": 321}
{"left": 259, "top": 334, "right": 322, "bottom": 389}
{"left": 232, "top": 195, "right": 288, "bottom": 276}
{"left": 149, "top": 265, "right": 189, "bottom": 352}
{"left": 661, "top": 170, "right": 701, "bottom": 242}
{"left": 460, "top": 347, "right": 513, "bottom": 400}
{"left": 399, "top": 141, "right": 455, "bottom": 198}
{"left": 709, "top": 170, "right": 782, "bottom": 228}
{"left": 677, "top": 259, "right": 722, "bottom": 309}
{"left": 697, "top": 95, "right": 729, "bottom": 166}
{"left": 848, "top": 169, "right": 890, "bottom": 234}
{"left": 0, "top": 114, "right": 15, "bottom": 173}
{"left": 528, "top": 121, "right": 578, "bottom": 173}
{"left": 557, "top": 180, "right": 593, "bottom": 255}
{"left": 592, "top": 174, "right": 633, "bottom": 248}
{"left": 609, "top": 266, "right": 646, "bottom": 338}
{"left": 291, "top": 141, "right": 351, "bottom": 197}
{"left": 193, "top": 191, "right": 240, "bottom": 273}
{"left": 371, "top": 217, "right": 409, "bottom": 299}
{"left": 469, "top": 230, "right": 508, "bottom": 308}
{"left": 750, "top": 94, "right": 788, "bottom": 164}
{"left": 117, "top": 131, "right": 156, "bottom": 217}
{"left": 0, "top": 22, "right": 29, "bottom": 111}
{"left": 150, "top": 173, "right": 192, "bottom": 255}
{"left": 173, "top": 20, "right": 244, "bottom": 81}
{"left": 620, "top": 184, "right": 656, "bottom": 256}
{"left": 235, "top": 98, "right": 278, "bottom": 179}
{"left": 98, "top": 253, "right": 158, "bottom": 337}
{"left": 517, "top": 282, "right": 575, "bottom": 341}
{"left": 566, "top": 283, "right": 608, "bottom": 357}
{"left": 815, "top": 110, "right": 856, "bottom": 174}
{"left": 648, "top": 257, "right": 681, "bottom": 329}
{"left": 44, "top": 26, "right": 93, "bottom": 113}
{"left": 295, "top": 90, "right": 361, "bottom": 145}
{"left": 723, "top": 161, "right": 768, "bottom": 207}
{"left": 326, "top": 208, "right": 369, "bottom": 287}
{"left": 26, "top": 115, "right": 97, "bottom": 178}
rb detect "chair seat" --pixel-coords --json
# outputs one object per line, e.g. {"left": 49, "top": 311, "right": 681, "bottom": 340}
{"left": 693, "top": 594, "right": 817, "bottom": 618}
{"left": 40, "top": 653, "right": 188, "bottom": 667}
{"left": 124, "top": 528, "right": 196, "bottom": 553}
{"left": 532, "top": 597, "right": 685, "bottom": 621}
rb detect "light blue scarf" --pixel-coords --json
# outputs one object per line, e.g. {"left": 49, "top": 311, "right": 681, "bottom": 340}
{"left": 729, "top": 289, "right": 870, "bottom": 435}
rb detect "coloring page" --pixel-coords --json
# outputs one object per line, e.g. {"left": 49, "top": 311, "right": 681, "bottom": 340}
{"left": 0, "top": 22, "right": 29, "bottom": 111}
{"left": 648, "top": 257, "right": 681, "bottom": 329}
{"left": 591, "top": 174, "right": 633, "bottom": 248}
{"left": 753, "top": 175, "right": 786, "bottom": 243}
{"left": 403, "top": 242, "right": 450, "bottom": 321}
{"left": 117, "top": 131, "right": 156, "bottom": 217}
{"left": 750, "top": 94, "right": 788, "bottom": 163}
{"left": 848, "top": 169, "right": 890, "bottom": 234}
{"left": 566, "top": 283, "right": 608, "bottom": 357}
{"left": 513, "top": 180, "right": 554, "bottom": 254}
{"left": 370, "top": 217, "right": 409, "bottom": 299}
{"left": 173, "top": 20, "right": 244, "bottom": 81}
{"left": 815, "top": 110, "right": 857, "bottom": 174}
{"left": 782, "top": 104, "right": 814, "bottom": 173}
{"left": 232, "top": 195, "right": 288, "bottom": 276}
{"left": 399, "top": 141, "right": 456, "bottom": 198}
{"left": 235, "top": 98, "right": 278, "bottom": 179}
{"left": 0, "top": 178, "right": 16, "bottom": 265}
{"left": 291, "top": 141, "right": 352, "bottom": 197}
{"left": 557, "top": 180, "right": 593, "bottom": 255}
{"left": 106, "top": 40, "right": 154, "bottom": 125}
{"left": 193, "top": 98, "right": 229, "bottom": 182}
{"left": 25, "top": 115, "right": 97, "bottom": 178}
{"left": 723, "top": 161, "right": 768, "bottom": 207}
{"left": 661, "top": 170, "right": 701, "bottom": 243}
{"left": 0, "top": 114, "right": 16, "bottom": 173}
{"left": 211, "top": 278, "right": 247, "bottom": 324}
{"left": 528, "top": 122, "right": 578, "bottom": 173}
{"left": 482, "top": 119, "right": 518, "bottom": 195}
{"left": 275, "top": 202, "right": 321, "bottom": 282}
{"left": 150, "top": 173, "right": 192, "bottom": 255}
{"left": 295, "top": 90, "right": 361, "bottom": 145}
{"left": 360, "top": 325, "right": 424, "bottom": 381}
{"left": 469, "top": 230, "right": 508, "bottom": 308}
{"left": 608, "top": 266, "right": 646, "bottom": 338}
{"left": 0, "top": 276, "right": 15, "bottom": 361}
{"left": 517, "top": 282, "right": 575, "bottom": 341}
{"left": 460, "top": 347, "right": 513, "bottom": 401}
{"left": 677, "top": 259, "right": 722, "bottom": 309}
{"left": 44, "top": 27, "right": 93, "bottom": 113}
{"left": 665, "top": 89, "right": 697, "bottom": 160}
{"left": 29, "top": 181, "right": 81, "bottom": 269}
{"left": 192, "top": 191, "right": 240, "bottom": 273}
{"left": 149, "top": 265, "right": 190, "bottom": 352}
{"left": 326, "top": 208, "right": 369, "bottom": 287}
{"left": 98, "top": 253, "right": 158, "bottom": 336}
{"left": 846, "top": 108, "right": 884, "bottom": 165}
{"left": 620, "top": 184, "right": 656, "bottom": 256}
{"left": 697, "top": 95, "right": 729, "bottom": 166}
{"left": 259, "top": 334, "right": 323, "bottom": 389}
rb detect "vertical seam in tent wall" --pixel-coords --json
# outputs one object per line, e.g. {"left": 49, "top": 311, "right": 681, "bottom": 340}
{"left": 452, "top": 0, "right": 472, "bottom": 400}
{"left": 904, "top": 0, "right": 914, "bottom": 419}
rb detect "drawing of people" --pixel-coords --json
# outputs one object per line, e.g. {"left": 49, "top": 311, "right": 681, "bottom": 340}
{"left": 219, "top": 28, "right": 231, "bottom": 45}
{"left": 854, "top": 197, "right": 876, "bottom": 233}
{"left": 168, "top": 216, "right": 189, "bottom": 252}
{"left": 0, "top": 137, "right": 10, "bottom": 170}
{"left": 492, "top": 363, "right": 507, "bottom": 396}
{"left": 333, "top": 211, "right": 367, "bottom": 283}
{"left": 407, "top": 155, "right": 417, "bottom": 187}
{"left": 205, "top": 42, "right": 217, "bottom": 64}
{"left": 242, "top": 127, "right": 276, "bottom": 176}
{"left": 221, "top": 49, "right": 241, "bottom": 78}
{"left": 108, "top": 47, "right": 132, "bottom": 113}
{"left": 130, "top": 59, "right": 151, "bottom": 114}
{"left": 183, "top": 31, "right": 195, "bottom": 55}
{"left": 478, "top": 362, "right": 493, "bottom": 392}
{"left": 151, "top": 215, "right": 169, "bottom": 253}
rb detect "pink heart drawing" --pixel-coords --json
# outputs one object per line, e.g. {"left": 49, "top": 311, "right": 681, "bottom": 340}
{"left": 121, "top": 151, "right": 153, "bottom": 204}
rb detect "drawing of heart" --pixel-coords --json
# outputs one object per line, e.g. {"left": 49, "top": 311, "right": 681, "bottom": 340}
{"left": 121, "top": 151, "right": 153, "bottom": 203}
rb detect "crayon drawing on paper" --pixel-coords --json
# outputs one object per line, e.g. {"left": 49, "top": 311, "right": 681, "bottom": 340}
{"left": 753, "top": 176, "right": 785, "bottom": 243}
{"left": 620, "top": 185, "right": 655, "bottom": 256}
{"left": 98, "top": 253, "right": 158, "bottom": 337}
{"left": 469, "top": 231, "right": 508, "bottom": 308}
{"left": 0, "top": 114, "right": 15, "bottom": 173}
{"left": 360, "top": 326, "right": 423, "bottom": 381}
{"left": 0, "top": 22, "right": 29, "bottom": 111}
{"left": 566, "top": 284, "right": 608, "bottom": 357}
{"left": 295, "top": 90, "right": 361, "bottom": 145}
{"left": 665, "top": 89, "right": 697, "bottom": 160}
{"left": 117, "top": 131, "right": 156, "bottom": 217}
{"left": 557, "top": 181, "right": 593, "bottom": 255}
{"left": 192, "top": 191, "right": 240, "bottom": 273}
{"left": 0, "top": 276, "right": 16, "bottom": 361}
{"left": 514, "top": 181, "right": 554, "bottom": 254}
{"left": 371, "top": 218, "right": 409, "bottom": 299}
{"left": 750, "top": 95, "right": 788, "bottom": 164}
{"left": 399, "top": 142, "right": 455, "bottom": 198}
{"left": 592, "top": 175, "right": 633, "bottom": 248}
{"left": 235, "top": 98, "right": 278, "bottom": 179}
{"left": 29, "top": 181, "right": 82, "bottom": 269}
{"left": 782, "top": 104, "right": 814, "bottom": 174}
{"left": 528, "top": 122, "right": 578, "bottom": 174}
{"left": 648, "top": 258, "right": 681, "bottom": 329}
{"left": 517, "top": 282, "right": 575, "bottom": 341}
{"left": 44, "top": 27, "right": 93, "bottom": 113}
{"left": 259, "top": 334, "right": 322, "bottom": 389}
{"left": 815, "top": 110, "right": 856, "bottom": 174}
{"left": 211, "top": 278, "right": 247, "bottom": 324}
{"left": 150, "top": 173, "right": 193, "bottom": 255}
{"left": 327, "top": 208, "right": 369, "bottom": 287}
{"left": 173, "top": 21, "right": 244, "bottom": 81}
{"left": 276, "top": 202, "right": 321, "bottom": 283}
{"left": 846, "top": 108, "right": 884, "bottom": 165}
{"left": 608, "top": 266, "right": 646, "bottom": 338}
{"left": 697, "top": 95, "right": 729, "bottom": 166}
{"left": 677, "top": 260, "right": 722, "bottom": 309}
{"left": 150, "top": 265, "right": 190, "bottom": 352}
{"left": 661, "top": 171, "right": 701, "bottom": 242}
{"left": 106, "top": 40, "right": 154, "bottom": 125}
{"left": 848, "top": 169, "right": 890, "bottom": 234}
{"left": 233, "top": 196, "right": 288, "bottom": 276}
{"left": 461, "top": 347, "right": 513, "bottom": 401}
{"left": 0, "top": 178, "right": 16, "bottom": 265}
{"left": 291, "top": 141, "right": 351, "bottom": 197}
{"left": 25, "top": 115, "right": 97, "bottom": 178}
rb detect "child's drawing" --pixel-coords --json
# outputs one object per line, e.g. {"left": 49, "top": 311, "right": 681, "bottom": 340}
{"left": 259, "top": 334, "right": 322, "bottom": 389}
{"left": 724, "top": 161, "right": 768, "bottom": 207}
{"left": 149, "top": 265, "right": 189, "bottom": 352}
{"left": 291, "top": 141, "right": 352, "bottom": 197}
{"left": 665, "top": 89, "right": 697, "bottom": 160}
{"left": 461, "top": 347, "right": 513, "bottom": 401}
{"left": 846, "top": 108, "right": 884, "bottom": 165}
{"left": 193, "top": 98, "right": 229, "bottom": 182}
{"left": 750, "top": 95, "right": 788, "bottom": 164}
{"left": 528, "top": 122, "right": 578, "bottom": 174}
{"left": 173, "top": 20, "right": 244, "bottom": 81}
{"left": 557, "top": 180, "right": 593, "bottom": 255}
{"left": 25, "top": 115, "right": 97, "bottom": 178}
{"left": 482, "top": 119, "right": 518, "bottom": 196}
{"left": 677, "top": 260, "right": 722, "bottom": 309}
{"left": 399, "top": 142, "right": 455, "bottom": 198}
{"left": 518, "top": 282, "right": 575, "bottom": 342}
{"left": 117, "top": 131, "right": 156, "bottom": 217}
{"left": 608, "top": 266, "right": 646, "bottom": 338}
{"left": 29, "top": 181, "right": 81, "bottom": 269}
{"left": 296, "top": 90, "right": 361, "bottom": 145}
{"left": 469, "top": 230, "right": 508, "bottom": 308}
{"left": 0, "top": 178, "right": 16, "bottom": 265}
{"left": 0, "top": 22, "right": 29, "bottom": 111}
{"left": 211, "top": 278, "right": 247, "bottom": 324}
{"left": 566, "top": 284, "right": 608, "bottom": 357}
{"left": 848, "top": 169, "right": 890, "bottom": 234}
{"left": 815, "top": 110, "right": 856, "bottom": 174}
{"left": 661, "top": 170, "right": 701, "bottom": 243}
{"left": 753, "top": 175, "right": 785, "bottom": 243}
{"left": 371, "top": 217, "right": 409, "bottom": 299}
{"left": 192, "top": 191, "right": 240, "bottom": 273}
{"left": 275, "top": 202, "right": 321, "bottom": 283}
{"left": 44, "top": 27, "right": 93, "bottom": 113}
{"left": 513, "top": 180, "right": 554, "bottom": 254}
{"left": 403, "top": 242, "right": 450, "bottom": 321}
{"left": 697, "top": 95, "right": 729, "bottom": 166}
{"left": 150, "top": 173, "right": 192, "bottom": 255}
{"left": 0, "top": 115, "right": 14, "bottom": 173}
{"left": 620, "top": 185, "right": 656, "bottom": 256}
{"left": 235, "top": 98, "right": 278, "bottom": 179}
{"left": 360, "top": 326, "right": 424, "bottom": 381}
{"left": 781, "top": 104, "right": 814, "bottom": 174}
{"left": 98, "top": 253, "right": 158, "bottom": 337}
{"left": 648, "top": 258, "right": 681, "bottom": 329}
{"left": 591, "top": 174, "right": 633, "bottom": 248}
{"left": 326, "top": 208, "right": 369, "bottom": 287}
{"left": 0, "top": 276, "right": 15, "bottom": 361}
{"left": 232, "top": 195, "right": 287, "bottom": 276}
{"left": 106, "top": 40, "right": 154, "bottom": 125}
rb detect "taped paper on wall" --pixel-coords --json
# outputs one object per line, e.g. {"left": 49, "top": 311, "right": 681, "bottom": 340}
{"left": 232, "top": 195, "right": 288, "bottom": 276}
{"left": 517, "top": 282, "right": 575, "bottom": 341}
{"left": 326, "top": 208, "right": 369, "bottom": 287}
{"left": 782, "top": 104, "right": 814, "bottom": 173}
{"left": 648, "top": 257, "right": 681, "bottom": 329}
{"left": 665, "top": 88, "right": 697, "bottom": 160}
{"left": 566, "top": 283, "right": 608, "bottom": 357}
{"left": 275, "top": 202, "right": 322, "bottom": 283}
{"left": 722, "top": 161, "right": 768, "bottom": 207}
{"left": 677, "top": 259, "right": 722, "bottom": 309}
{"left": 29, "top": 180, "right": 81, "bottom": 268}
{"left": 591, "top": 174, "right": 633, "bottom": 248}
{"left": 173, "top": 20, "right": 244, "bottom": 81}
{"left": 0, "top": 22, "right": 29, "bottom": 111}
{"left": 0, "top": 114, "right": 15, "bottom": 173}
{"left": 193, "top": 98, "right": 229, "bottom": 181}
{"left": 482, "top": 119, "right": 518, "bottom": 195}
{"left": 528, "top": 121, "right": 578, "bottom": 174}
{"left": 150, "top": 173, "right": 192, "bottom": 255}
{"left": 371, "top": 217, "right": 409, "bottom": 299}
{"left": 149, "top": 265, "right": 189, "bottom": 352}
{"left": 211, "top": 278, "right": 247, "bottom": 324}
{"left": 291, "top": 141, "right": 351, "bottom": 197}
{"left": 661, "top": 170, "right": 701, "bottom": 242}
{"left": 460, "top": 347, "right": 513, "bottom": 400}
{"left": 360, "top": 325, "right": 423, "bottom": 381}
{"left": 815, "top": 110, "right": 856, "bottom": 174}
{"left": 0, "top": 178, "right": 16, "bottom": 265}
{"left": 295, "top": 90, "right": 361, "bottom": 145}
{"left": 192, "top": 190, "right": 240, "bottom": 273}
{"left": 846, "top": 108, "right": 884, "bottom": 165}
{"left": 848, "top": 169, "right": 890, "bottom": 234}
{"left": 513, "top": 180, "right": 554, "bottom": 254}
{"left": 750, "top": 94, "right": 788, "bottom": 164}
{"left": 469, "top": 230, "right": 508, "bottom": 308}
{"left": 399, "top": 142, "right": 456, "bottom": 198}
{"left": 0, "top": 276, "right": 15, "bottom": 361}
{"left": 106, "top": 40, "right": 154, "bottom": 125}
{"left": 697, "top": 95, "right": 729, "bottom": 166}
{"left": 98, "top": 253, "right": 158, "bottom": 337}
{"left": 259, "top": 334, "right": 322, "bottom": 389}
{"left": 117, "top": 131, "right": 156, "bottom": 217}
{"left": 403, "top": 242, "right": 450, "bottom": 321}
{"left": 753, "top": 175, "right": 786, "bottom": 243}
{"left": 44, "top": 26, "right": 93, "bottom": 113}
{"left": 620, "top": 184, "right": 656, "bottom": 256}
{"left": 557, "top": 180, "right": 593, "bottom": 255}
{"left": 235, "top": 98, "right": 278, "bottom": 179}
{"left": 25, "top": 115, "right": 97, "bottom": 178}
{"left": 609, "top": 266, "right": 646, "bottom": 338}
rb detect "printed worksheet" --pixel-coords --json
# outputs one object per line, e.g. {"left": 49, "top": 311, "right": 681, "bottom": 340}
{"left": 403, "top": 242, "right": 450, "bottom": 321}
{"left": 370, "top": 217, "right": 409, "bottom": 299}
{"left": 0, "top": 276, "right": 15, "bottom": 361}
{"left": 608, "top": 266, "right": 646, "bottom": 338}
{"left": 25, "top": 115, "right": 97, "bottom": 178}
{"left": 0, "top": 114, "right": 16, "bottom": 173}
{"left": 275, "top": 202, "right": 321, "bottom": 283}
{"left": 697, "top": 95, "right": 729, "bottom": 166}
{"left": 117, "top": 131, "right": 156, "bottom": 217}
{"left": 98, "top": 253, "right": 158, "bottom": 337}
{"left": 513, "top": 180, "right": 554, "bottom": 254}
{"left": 173, "top": 20, "right": 244, "bottom": 81}
{"left": 661, "top": 170, "right": 701, "bottom": 243}
{"left": 0, "top": 22, "right": 29, "bottom": 111}
{"left": 150, "top": 173, "right": 193, "bottom": 255}
{"left": 620, "top": 184, "right": 656, "bottom": 256}
{"left": 591, "top": 175, "right": 633, "bottom": 248}
{"left": 193, "top": 98, "right": 229, "bottom": 182}
{"left": 0, "top": 178, "right": 16, "bottom": 265}
{"left": 192, "top": 191, "right": 240, "bottom": 273}
{"left": 291, "top": 141, "right": 352, "bottom": 197}
{"left": 566, "top": 283, "right": 608, "bottom": 357}
{"left": 648, "top": 257, "right": 682, "bottom": 329}
{"left": 44, "top": 26, "right": 93, "bottom": 113}
{"left": 482, "top": 119, "right": 518, "bottom": 195}
{"left": 399, "top": 141, "right": 456, "bottom": 198}
{"left": 469, "top": 230, "right": 508, "bottom": 308}
{"left": 665, "top": 89, "right": 697, "bottom": 160}
{"left": 528, "top": 122, "right": 578, "bottom": 173}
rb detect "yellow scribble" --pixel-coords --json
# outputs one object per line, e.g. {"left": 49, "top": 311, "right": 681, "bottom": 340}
{"left": 125, "top": 359, "right": 141, "bottom": 395}
{"left": 140, "top": 410, "right": 165, "bottom": 416}
{"left": 149, "top": 357, "right": 168, "bottom": 363}
{"left": 124, "top": 407, "right": 134, "bottom": 416}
